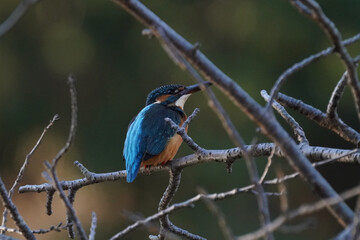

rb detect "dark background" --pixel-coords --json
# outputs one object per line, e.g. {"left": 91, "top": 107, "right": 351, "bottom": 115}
{"left": 0, "top": 0, "right": 359, "bottom": 239}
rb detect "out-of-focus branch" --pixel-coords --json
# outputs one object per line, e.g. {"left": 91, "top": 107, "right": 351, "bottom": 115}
{"left": 198, "top": 187, "right": 233, "bottom": 240}
{"left": 266, "top": 32, "right": 360, "bottom": 109}
{"left": 292, "top": 0, "right": 360, "bottom": 120}
{"left": 110, "top": 150, "right": 352, "bottom": 239}
{"left": 112, "top": 0, "right": 354, "bottom": 226}
{"left": 236, "top": 184, "right": 360, "bottom": 240}
{"left": 1, "top": 114, "right": 59, "bottom": 233}
{"left": 276, "top": 92, "right": 360, "bottom": 145}
{"left": 44, "top": 75, "right": 87, "bottom": 240}
{"left": 88, "top": 212, "right": 97, "bottom": 240}
{"left": 0, "top": 0, "right": 40, "bottom": 37}
{"left": 0, "top": 177, "right": 35, "bottom": 240}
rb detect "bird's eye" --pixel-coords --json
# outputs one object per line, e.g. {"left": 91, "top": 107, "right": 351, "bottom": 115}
{"left": 173, "top": 89, "right": 179, "bottom": 94}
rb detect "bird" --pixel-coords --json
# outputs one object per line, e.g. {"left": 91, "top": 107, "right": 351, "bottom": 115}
{"left": 123, "top": 82, "right": 211, "bottom": 182}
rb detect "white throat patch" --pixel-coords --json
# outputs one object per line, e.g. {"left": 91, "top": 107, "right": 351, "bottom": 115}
{"left": 175, "top": 94, "right": 191, "bottom": 108}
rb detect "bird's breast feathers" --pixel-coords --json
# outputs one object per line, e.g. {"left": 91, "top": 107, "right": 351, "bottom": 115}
{"left": 123, "top": 104, "right": 184, "bottom": 182}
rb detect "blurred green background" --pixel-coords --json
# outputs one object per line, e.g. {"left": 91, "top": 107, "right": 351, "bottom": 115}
{"left": 0, "top": 0, "right": 359, "bottom": 239}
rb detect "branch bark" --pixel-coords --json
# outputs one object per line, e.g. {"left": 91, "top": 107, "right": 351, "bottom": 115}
{"left": 112, "top": 0, "right": 354, "bottom": 226}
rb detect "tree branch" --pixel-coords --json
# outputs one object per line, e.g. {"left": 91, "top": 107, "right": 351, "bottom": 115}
{"left": 19, "top": 144, "right": 360, "bottom": 194}
{"left": 0, "top": 0, "right": 40, "bottom": 37}
{"left": 266, "top": 32, "right": 360, "bottom": 110}
{"left": 1, "top": 114, "right": 59, "bottom": 233}
{"left": 0, "top": 177, "right": 35, "bottom": 240}
{"left": 44, "top": 75, "right": 87, "bottom": 240}
{"left": 236, "top": 184, "right": 360, "bottom": 240}
{"left": 112, "top": 0, "right": 354, "bottom": 226}
{"left": 276, "top": 92, "right": 360, "bottom": 146}
{"left": 293, "top": 0, "right": 360, "bottom": 120}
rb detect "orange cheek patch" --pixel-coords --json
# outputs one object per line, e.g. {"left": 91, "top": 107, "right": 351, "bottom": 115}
{"left": 156, "top": 94, "right": 171, "bottom": 102}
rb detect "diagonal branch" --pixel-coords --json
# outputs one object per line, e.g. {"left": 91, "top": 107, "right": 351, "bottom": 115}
{"left": 276, "top": 92, "right": 360, "bottom": 146}
{"left": 44, "top": 75, "right": 87, "bottom": 240}
{"left": 0, "top": 177, "right": 35, "bottom": 240}
{"left": 293, "top": 0, "right": 360, "bottom": 120}
{"left": 0, "top": 0, "right": 40, "bottom": 37}
{"left": 266, "top": 32, "right": 360, "bottom": 110}
{"left": 113, "top": 0, "right": 354, "bottom": 227}
{"left": 261, "top": 90, "right": 309, "bottom": 145}
{"left": 1, "top": 114, "right": 59, "bottom": 233}
{"left": 237, "top": 184, "right": 360, "bottom": 240}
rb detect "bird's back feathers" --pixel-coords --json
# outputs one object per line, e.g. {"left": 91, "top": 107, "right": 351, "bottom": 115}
{"left": 123, "top": 103, "right": 183, "bottom": 182}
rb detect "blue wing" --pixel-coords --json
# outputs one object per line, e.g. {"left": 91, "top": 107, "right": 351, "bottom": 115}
{"left": 123, "top": 104, "right": 181, "bottom": 182}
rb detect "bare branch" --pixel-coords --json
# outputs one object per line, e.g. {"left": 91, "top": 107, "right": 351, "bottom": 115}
{"left": 88, "top": 212, "right": 97, "bottom": 240}
{"left": 45, "top": 75, "right": 87, "bottom": 240}
{"left": 327, "top": 72, "right": 348, "bottom": 119}
{"left": 259, "top": 147, "right": 276, "bottom": 184}
{"left": 245, "top": 144, "right": 274, "bottom": 240}
{"left": 0, "top": 0, "right": 40, "bottom": 37}
{"left": 276, "top": 92, "right": 360, "bottom": 145}
{"left": 165, "top": 109, "right": 205, "bottom": 154}
{"left": 261, "top": 90, "right": 309, "bottom": 145}
{"left": 198, "top": 187, "right": 233, "bottom": 240}
{"left": 0, "top": 177, "right": 35, "bottom": 240}
{"left": 327, "top": 55, "right": 360, "bottom": 119}
{"left": 1, "top": 114, "right": 59, "bottom": 232}
{"left": 266, "top": 33, "right": 360, "bottom": 110}
{"left": 112, "top": 0, "right": 354, "bottom": 226}
{"left": 52, "top": 75, "right": 78, "bottom": 168}
{"left": 236, "top": 184, "right": 360, "bottom": 240}
{"left": 19, "top": 144, "right": 360, "bottom": 194}
{"left": 292, "top": 0, "right": 360, "bottom": 120}
{"left": 157, "top": 169, "right": 182, "bottom": 239}
{"left": 0, "top": 222, "right": 69, "bottom": 236}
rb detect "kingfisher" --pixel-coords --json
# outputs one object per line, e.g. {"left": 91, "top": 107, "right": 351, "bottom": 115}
{"left": 123, "top": 82, "right": 211, "bottom": 182}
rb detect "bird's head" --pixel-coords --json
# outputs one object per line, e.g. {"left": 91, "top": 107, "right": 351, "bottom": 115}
{"left": 145, "top": 82, "right": 212, "bottom": 109}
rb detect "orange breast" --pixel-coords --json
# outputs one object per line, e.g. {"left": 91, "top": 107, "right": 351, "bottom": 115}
{"left": 141, "top": 119, "right": 188, "bottom": 167}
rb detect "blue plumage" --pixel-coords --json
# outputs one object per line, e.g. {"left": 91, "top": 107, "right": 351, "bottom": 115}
{"left": 124, "top": 104, "right": 182, "bottom": 182}
{"left": 123, "top": 82, "right": 211, "bottom": 182}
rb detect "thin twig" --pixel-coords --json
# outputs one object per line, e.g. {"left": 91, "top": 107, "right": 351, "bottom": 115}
{"left": 236, "top": 184, "right": 360, "bottom": 240}
{"left": 165, "top": 109, "right": 205, "bottom": 154}
{"left": 157, "top": 169, "right": 182, "bottom": 239}
{"left": 327, "top": 72, "right": 348, "bottom": 119}
{"left": 261, "top": 90, "right": 309, "bottom": 145}
{"left": 266, "top": 33, "right": 360, "bottom": 111}
{"left": 52, "top": 75, "right": 77, "bottom": 168}
{"left": 198, "top": 187, "right": 233, "bottom": 240}
{"left": 327, "top": 55, "right": 360, "bottom": 120}
{"left": 245, "top": 143, "right": 274, "bottom": 240}
{"left": 45, "top": 75, "right": 87, "bottom": 240}
{"left": 89, "top": 212, "right": 97, "bottom": 240}
{"left": 1, "top": 115, "right": 59, "bottom": 232}
{"left": 276, "top": 92, "right": 360, "bottom": 145}
{"left": 259, "top": 147, "right": 276, "bottom": 184}
{"left": 293, "top": 0, "right": 360, "bottom": 120}
{"left": 0, "top": 177, "right": 35, "bottom": 240}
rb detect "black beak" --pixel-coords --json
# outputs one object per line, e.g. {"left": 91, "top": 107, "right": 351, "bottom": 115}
{"left": 180, "top": 81, "right": 212, "bottom": 95}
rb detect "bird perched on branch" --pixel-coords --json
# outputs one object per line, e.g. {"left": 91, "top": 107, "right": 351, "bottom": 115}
{"left": 123, "top": 82, "right": 211, "bottom": 182}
